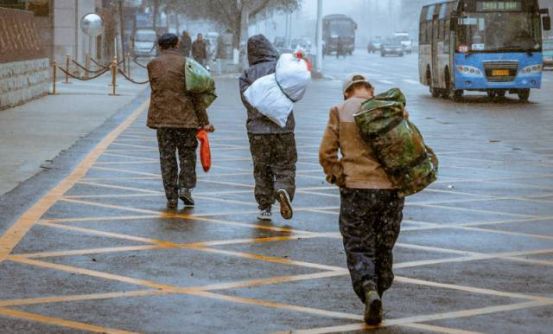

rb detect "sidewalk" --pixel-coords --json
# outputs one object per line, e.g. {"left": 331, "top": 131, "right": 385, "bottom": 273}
{"left": 0, "top": 63, "right": 149, "bottom": 196}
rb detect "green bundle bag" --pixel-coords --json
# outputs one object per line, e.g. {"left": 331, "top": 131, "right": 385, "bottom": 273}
{"left": 353, "top": 88, "right": 438, "bottom": 197}
{"left": 184, "top": 58, "right": 217, "bottom": 108}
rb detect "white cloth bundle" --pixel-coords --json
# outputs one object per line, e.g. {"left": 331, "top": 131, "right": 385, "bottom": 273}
{"left": 244, "top": 53, "right": 312, "bottom": 128}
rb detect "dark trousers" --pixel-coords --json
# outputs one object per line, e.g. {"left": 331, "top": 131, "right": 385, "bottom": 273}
{"left": 248, "top": 133, "right": 297, "bottom": 211}
{"left": 339, "top": 188, "right": 405, "bottom": 302}
{"left": 156, "top": 128, "right": 198, "bottom": 200}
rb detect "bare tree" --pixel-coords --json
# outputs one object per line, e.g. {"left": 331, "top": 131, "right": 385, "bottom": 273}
{"left": 165, "top": 0, "right": 300, "bottom": 48}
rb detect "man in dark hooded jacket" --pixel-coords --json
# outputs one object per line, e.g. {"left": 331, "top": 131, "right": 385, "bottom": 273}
{"left": 239, "top": 34, "right": 297, "bottom": 221}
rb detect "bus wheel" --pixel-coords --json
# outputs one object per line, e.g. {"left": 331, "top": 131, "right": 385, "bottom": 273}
{"left": 449, "top": 89, "right": 463, "bottom": 101}
{"left": 518, "top": 89, "right": 530, "bottom": 102}
{"left": 445, "top": 73, "right": 462, "bottom": 101}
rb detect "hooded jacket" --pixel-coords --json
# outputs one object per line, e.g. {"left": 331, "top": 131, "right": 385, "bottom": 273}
{"left": 239, "top": 34, "right": 295, "bottom": 134}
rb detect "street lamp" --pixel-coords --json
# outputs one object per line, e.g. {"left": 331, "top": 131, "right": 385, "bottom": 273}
{"left": 316, "top": 0, "right": 323, "bottom": 74}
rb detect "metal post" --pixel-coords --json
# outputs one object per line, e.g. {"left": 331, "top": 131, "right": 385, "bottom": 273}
{"left": 126, "top": 53, "right": 131, "bottom": 79}
{"left": 85, "top": 53, "right": 91, "bottom": 79}
{"left": 110, "top": 56, "right": 118, "bottom": 96}
{"left": 64, "top": 54, "right": 71, "bottom": 84}
{"left": 109, "top": 56, "right": 118, "bottom": 87}
{"left": 51, "top": 61, "right": 58, "bottom": 95}
{"left": 316, "top": 0, "right": 324, "bottom": 74}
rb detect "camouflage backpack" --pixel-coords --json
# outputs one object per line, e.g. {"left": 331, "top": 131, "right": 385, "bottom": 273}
{"left": 353, "top": 88, "right": 439, "bottom": 197}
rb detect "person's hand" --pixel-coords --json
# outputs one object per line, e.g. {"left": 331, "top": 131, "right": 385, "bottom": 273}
{"left": 203, "top": 124, "right": 215, "bottom": 133}
{"left": 403, "top": 109, "right": 409, "bottom": 119}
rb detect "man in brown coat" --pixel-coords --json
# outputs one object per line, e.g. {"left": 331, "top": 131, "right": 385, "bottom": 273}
{"left": 192, "top": 33, "right": 208, "bottom": 66}
{"left": 147, "top": 33, "right": 214, "bottom": 209}
{"left": 319, "top": 74, "right": 406, "bottom": 326}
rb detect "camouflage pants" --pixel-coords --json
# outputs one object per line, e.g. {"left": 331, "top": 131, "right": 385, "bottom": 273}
{"left": 339, "top": 188, "right": 404, "bottom": 302}
{"left": 156, "top": 128, "right": 198, "bottom": 200}
{"left": 248, "top": 133, "right": 297, "bottom": 211}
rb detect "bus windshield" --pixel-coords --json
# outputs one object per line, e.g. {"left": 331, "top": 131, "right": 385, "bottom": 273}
{"left": 329, "top": 21, "right": 354, "bottom": 37}
{"left": 457, "top": 12, "right": 542, "bottom": 52}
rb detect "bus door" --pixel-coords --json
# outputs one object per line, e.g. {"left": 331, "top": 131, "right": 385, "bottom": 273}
{"left": 431, "top": 8, "right": 440, "bottom": 88}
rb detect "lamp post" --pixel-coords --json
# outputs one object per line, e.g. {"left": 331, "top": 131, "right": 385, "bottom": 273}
{"left": 316, "top": 0, "right": 323, "bottom": 74}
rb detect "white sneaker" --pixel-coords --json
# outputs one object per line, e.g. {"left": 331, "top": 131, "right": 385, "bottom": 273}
{"left": 257, "top": 209, "right": 272, "bottom": 221}
{"left": 276, "top": 189, "right": 293, "bottom": 220}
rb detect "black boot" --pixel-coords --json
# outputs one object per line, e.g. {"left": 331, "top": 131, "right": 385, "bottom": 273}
{"left": 167, "top": 198, "right": 178, "bottom": 209}
{"left": 179, "top": 188, "right": 195, "bottom": 207}
{"left": 363, "top": 281, "right": 383, "bottom": 326}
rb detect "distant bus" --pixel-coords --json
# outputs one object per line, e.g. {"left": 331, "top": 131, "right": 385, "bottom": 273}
{"left": 323, "top": 14, "right": 357, "bottom": 55}
{"left": 419, "top": 0, "right": 551, "bottom": 101}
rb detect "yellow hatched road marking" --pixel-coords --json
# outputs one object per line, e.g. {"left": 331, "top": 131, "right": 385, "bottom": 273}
{"left": 0, "top": 290, "right": 167, "bottom": 307}
{"left": 284, "top": 301, "right": 550, "bottom": 334}
{"left": 0, "top": 307, "right": 140, "bottom": 334}
{"left": 401, "top": 323, "right": 485, "bottom": 334}
{"left": 0, "top": 100, "right": 148, "bottom": 264}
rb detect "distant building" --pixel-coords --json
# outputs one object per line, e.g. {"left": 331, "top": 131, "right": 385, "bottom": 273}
{"left": 0, "top": 0, "right": 100, "bottom": 109}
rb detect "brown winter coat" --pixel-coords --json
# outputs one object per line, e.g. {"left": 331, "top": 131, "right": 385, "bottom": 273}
{"left": 319, "top": 92, "right": 393, "bottom": 190}
{"left": 146, "top": 50, "right": 209, "bottom": 129}
{"left": 192, "top": 39, "right": 207, "bottom": 61}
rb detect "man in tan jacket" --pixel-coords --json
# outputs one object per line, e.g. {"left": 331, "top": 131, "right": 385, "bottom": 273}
{"left": 147, "top": 33, "right": 214, "bottom": 209}
{"left": 319, "top": 74, "right": 405, "bottom": 326}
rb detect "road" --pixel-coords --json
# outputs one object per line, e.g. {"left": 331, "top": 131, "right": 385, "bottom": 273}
{"left": 0, "top": 51, "right": 552, "bottom": 334}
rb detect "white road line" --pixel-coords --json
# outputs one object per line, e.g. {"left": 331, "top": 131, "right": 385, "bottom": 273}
{"left": 377, "top": 79, "right": 395, "bottom": 85}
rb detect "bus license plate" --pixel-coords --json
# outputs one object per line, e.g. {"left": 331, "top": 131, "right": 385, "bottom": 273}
{"left": 492, "top": 70, "right": 510, "bottom": 76}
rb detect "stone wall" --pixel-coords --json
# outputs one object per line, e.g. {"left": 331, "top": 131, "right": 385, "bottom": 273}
{"left": 0, "top": 59, "right": 50, "bottom": 110}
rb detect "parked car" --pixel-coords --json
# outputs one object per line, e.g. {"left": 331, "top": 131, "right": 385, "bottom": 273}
{"left": 274, "top": 36, "right": 287, "bottom": 49}
{"left": 381, "top": 38, "right": 404, "bottom": 57}
{"left": 367, "top": 38, "right": 383, "bottom": 53}
{"left": 133, "top": 29, "right": 157, "bottom": 58}
{"left": 394, "top": 32, "right": 413, "bottom": 54}
{"left": 544, "top": 38, "right": 553, "bottom": 69}
{"left": 291, "top": 38, "right": 313, "bottom": 54}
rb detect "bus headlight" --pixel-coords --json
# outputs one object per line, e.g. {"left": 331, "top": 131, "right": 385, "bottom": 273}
{"left": 519, "top": 64, "right": 542, "bottom": 75}
{"left": 456, "top": 65, "right": 483, "bottom": 77}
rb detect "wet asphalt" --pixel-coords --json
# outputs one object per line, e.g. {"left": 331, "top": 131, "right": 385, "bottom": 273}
{"left": 0, "top": 52, "right": 552, "bottom": 333}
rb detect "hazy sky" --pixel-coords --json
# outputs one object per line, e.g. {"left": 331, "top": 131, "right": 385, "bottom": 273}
{"left": 300, "top": 0, "right": 401, "bottom": 19}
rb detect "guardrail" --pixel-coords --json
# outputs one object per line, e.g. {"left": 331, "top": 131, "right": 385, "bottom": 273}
{"left": 51, "top": 53, "right": 149, "bottom": 96}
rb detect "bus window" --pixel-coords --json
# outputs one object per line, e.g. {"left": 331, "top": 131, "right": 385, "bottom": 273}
{"left": 445, "top": 19, "right": 450, "bottom": 52}
{"left": 420, "top": 7, "right": 428, "bottom": 44}
{"left": 427, "top": 5, "right": 435, "bottom": 21}
{"left": 427, "top": 5, "right": 435, "bottom": 42}
{"left": 439, "top": 4, "right": 447, "bottom": 19}
{"left": 427, "top": 19, "right": 433, "bottom": 43}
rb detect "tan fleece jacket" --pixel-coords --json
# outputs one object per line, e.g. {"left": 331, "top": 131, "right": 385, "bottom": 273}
{"left": 319, "top": 92, "right": 393, "bottom": 190}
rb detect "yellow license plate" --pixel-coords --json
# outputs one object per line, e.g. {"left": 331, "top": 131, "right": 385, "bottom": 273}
{"left": 492, "top": 69, "right": 510, "bottom": 76}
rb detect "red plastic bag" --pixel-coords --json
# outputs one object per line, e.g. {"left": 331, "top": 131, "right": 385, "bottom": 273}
{"left": 196, "top": 129, "right": 211, "bottom": 173}
{"left": 294, "top": 50, "right": 313, "bottom": 71}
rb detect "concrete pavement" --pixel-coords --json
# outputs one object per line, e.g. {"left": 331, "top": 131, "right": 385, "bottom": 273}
{"left": 0, "top": 53, "right": 552, "bottom": 333}
{"left": 0, "top": 62, "right": 149, "bottom": 196}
